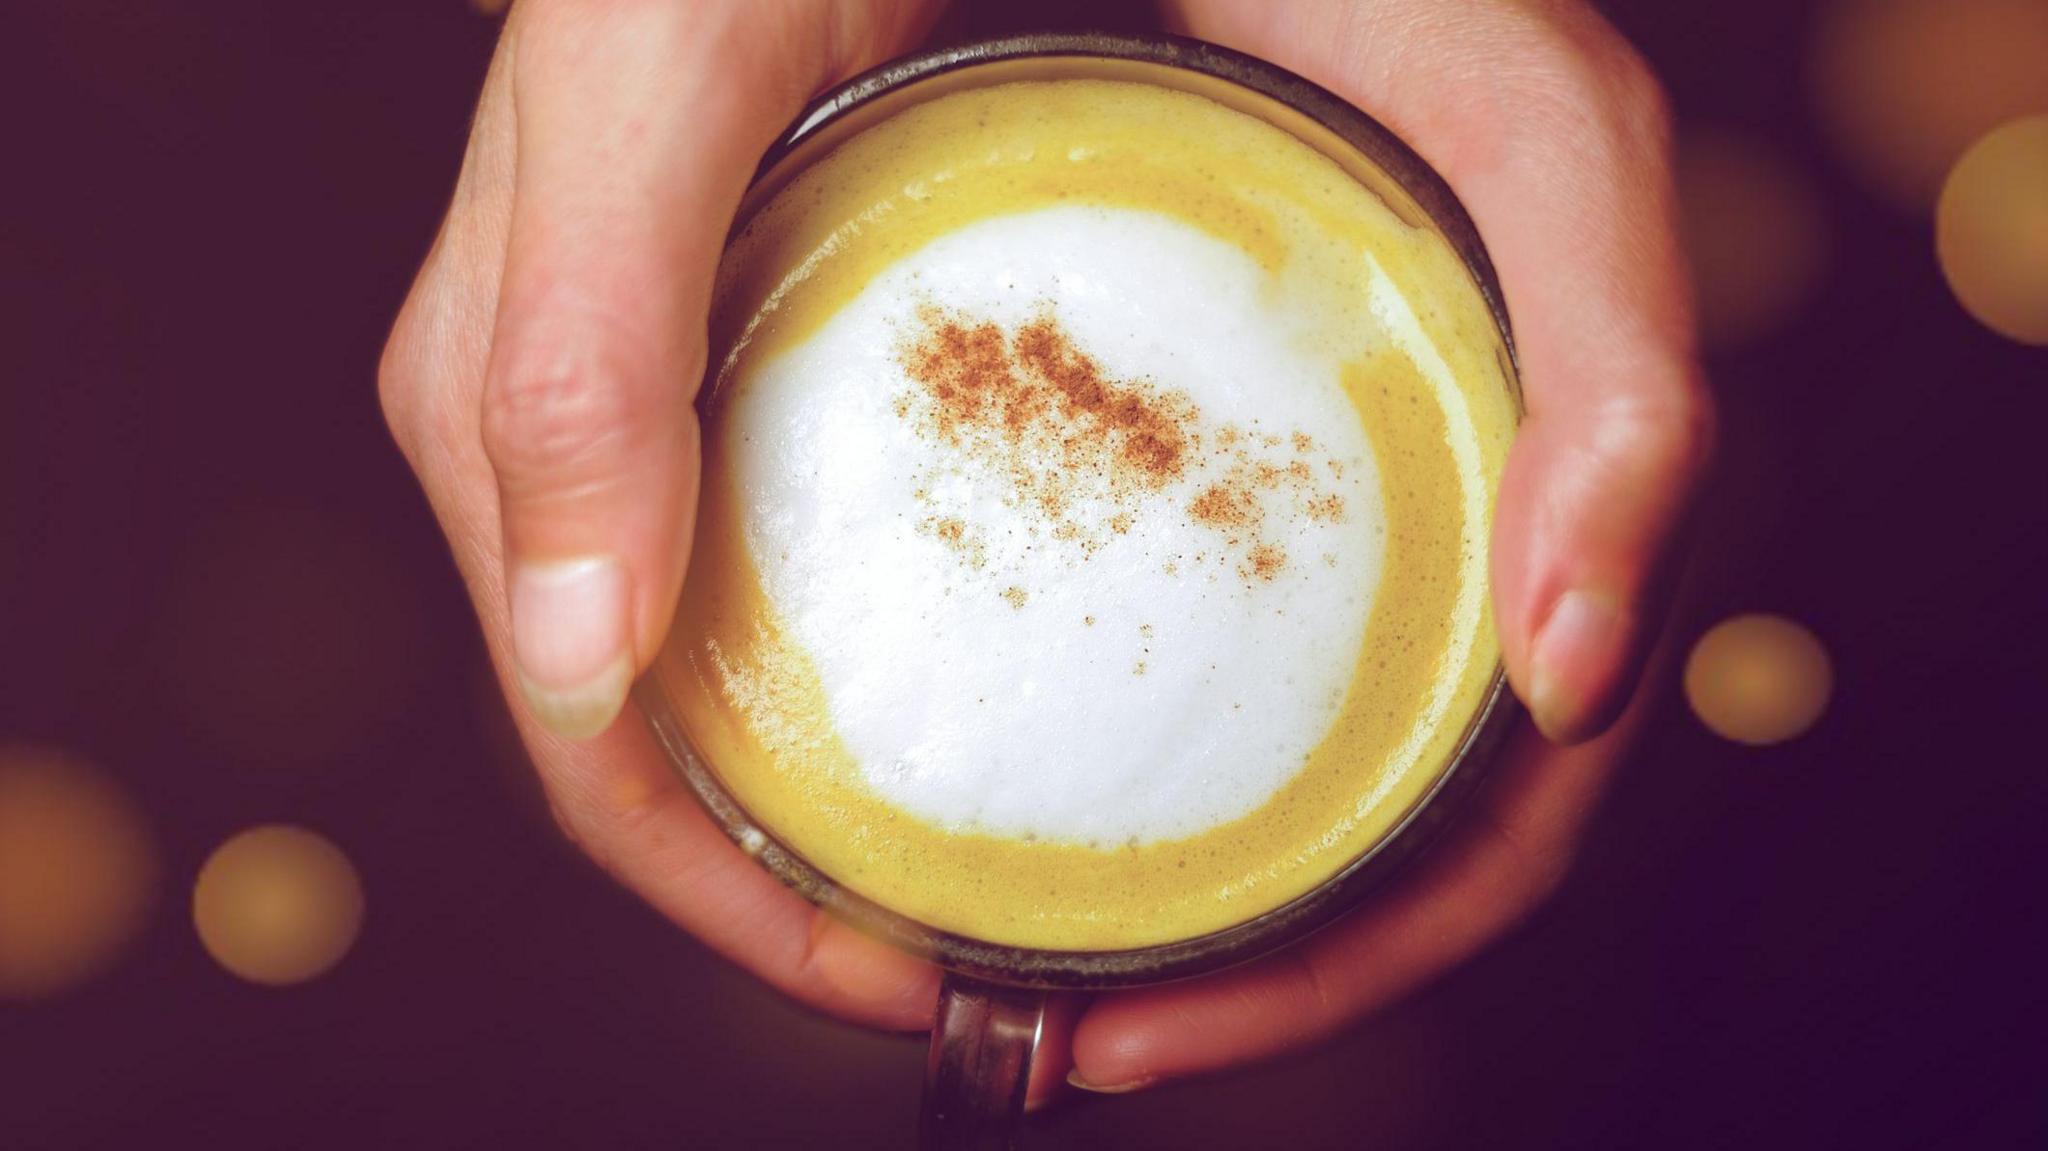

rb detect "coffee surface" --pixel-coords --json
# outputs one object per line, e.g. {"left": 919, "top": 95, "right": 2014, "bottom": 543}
{"left": 654, "top": 76, "right": 1517, "bottom": 950}
{"left": 729, "top": 205, "right": 1383, "bottom": 844}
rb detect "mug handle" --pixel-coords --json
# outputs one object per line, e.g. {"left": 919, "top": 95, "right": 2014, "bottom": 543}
{"left": 919, "top": 971, "right": 1048, "bottom": 1150}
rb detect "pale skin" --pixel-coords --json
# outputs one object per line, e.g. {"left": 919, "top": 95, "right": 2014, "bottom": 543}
{"left": 381, "top": 0, "right": 1713, "bottom": 1106}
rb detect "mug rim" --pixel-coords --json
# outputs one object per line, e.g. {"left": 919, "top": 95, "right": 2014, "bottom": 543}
{"left": 636, "top": 30, "right": 1523, "bottom": 989}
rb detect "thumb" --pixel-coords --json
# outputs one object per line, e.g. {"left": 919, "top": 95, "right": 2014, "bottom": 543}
{"left": 478, "top": 2, "right": 816, "bottom": 738}
{"left": 1492, "top": 352, "right": 1713, "bottom": 744}
{"left": 1155, "top": 1, "right": 1716, "bottom": 745}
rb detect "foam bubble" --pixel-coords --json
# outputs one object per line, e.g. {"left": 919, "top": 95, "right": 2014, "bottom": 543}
{"left": 725, "top": 206, "right": 1385, "bottom": 843}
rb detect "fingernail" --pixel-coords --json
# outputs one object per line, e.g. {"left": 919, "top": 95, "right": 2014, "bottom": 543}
{"left": 1528, "top": 589, "right": 1628, "bottom": 744}
{"left": 510, "top": 557, "right": 634, "bottom": 739}
{"left": 1066, "top": 1069, "right": 1157, "bottom": 1095}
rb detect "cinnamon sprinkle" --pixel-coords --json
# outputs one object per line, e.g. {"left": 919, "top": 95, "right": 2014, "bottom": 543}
{"left": 1244, "top": 543, "right": 1287, "bottom": 581}
{"left": 918, "top": 514, "right": 987, "bottom": 569}
{"left": 1190, "top": 482, "right": 1260, "bottom": 531}
{"left": 894, "top": 303, "right": 1349, "bottom": 594}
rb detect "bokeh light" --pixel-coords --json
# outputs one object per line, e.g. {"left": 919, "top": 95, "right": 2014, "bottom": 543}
{"left": 1812, "top": 0, "right": 2048, "bottom": 209}
{"left": 1676, "top": 129, "right": 1831, "bottom": 350}
{"left": 0, "top": 749, "right": 158, "bottom": 1000}
{"left": 193, "top": 825, "right": 364, "bottom": 986}
{"left": 1937, "top": 115, "right": 2048, "bottom": 345}
{"left": 1685, "top": 615, "right": 1834, "bottom": 747}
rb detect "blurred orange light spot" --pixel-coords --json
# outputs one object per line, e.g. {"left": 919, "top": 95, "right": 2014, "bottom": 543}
{"left": 1685, "top": 615, "right": 1834, "bottom": 747}
{"left": 1938, "top": 115, "right": 2048, "bottom": 345}
{"left": 193, "top": 826, "right": 364, "bottom": 986}
{"left": 1813, "top": 0, "right": 2048, "bottom": 209}
{"left": 1677, "top": 129, "right": 1831, "bottom": 349}
{"left": 0, "top": 749, "right": 158, "bottom": 1000}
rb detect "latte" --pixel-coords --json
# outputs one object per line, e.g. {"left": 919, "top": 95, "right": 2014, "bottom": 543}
{"left": 648, "top": 74, "right": 1518, "bottom": 951}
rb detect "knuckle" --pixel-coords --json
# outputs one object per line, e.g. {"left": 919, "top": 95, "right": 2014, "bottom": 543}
{"left": 1644, "top": 365, "right": 1718, "bottom": 489}
{"left": 379, "top": 240, "right": 501, "bottom": 477}
{"left": 480, "top": 335, "right": 647, "bottom": 487}
{"left": 377, "top": 301, "right": 430, "bottom": 463}
{"left": 1595, "top": 363, "right": 1718, "bottom": 496}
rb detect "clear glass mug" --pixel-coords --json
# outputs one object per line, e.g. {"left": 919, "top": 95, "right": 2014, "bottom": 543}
{"left": 637, "top": 31, "right": 1523, "bottom": 1151}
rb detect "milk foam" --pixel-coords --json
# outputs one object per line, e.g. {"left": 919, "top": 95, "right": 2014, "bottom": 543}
{"left": 724, "top": 206, "right": 1391, "bottom": 844}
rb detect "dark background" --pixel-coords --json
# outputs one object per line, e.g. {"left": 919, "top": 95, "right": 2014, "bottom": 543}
{"left": 5, "top": 1, "right": 2045, "bottom": 1147}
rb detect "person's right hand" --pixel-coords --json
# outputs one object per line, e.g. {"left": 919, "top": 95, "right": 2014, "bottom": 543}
{"left": 378, "top": 0, "right": 950, "bottom": 1033}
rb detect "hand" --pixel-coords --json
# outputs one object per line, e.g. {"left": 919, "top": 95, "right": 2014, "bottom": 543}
{"left": 380, "top": 0, "right": 1713, "bottom": 1109}
{"left": 379, "top": 0, "right": 949, "bottom": 1030}
{"left": 1049, "top": 0, "right": 1714, "bottom": 1098}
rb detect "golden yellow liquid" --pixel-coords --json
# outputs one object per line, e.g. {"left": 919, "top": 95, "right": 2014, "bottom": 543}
{"left": 650, "top": 75, "right": 1518, "bottom": 951}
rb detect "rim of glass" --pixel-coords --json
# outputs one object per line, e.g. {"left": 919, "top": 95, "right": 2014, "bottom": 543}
{"left": 636, "top": 31, "right": 1523, "bottom": 989}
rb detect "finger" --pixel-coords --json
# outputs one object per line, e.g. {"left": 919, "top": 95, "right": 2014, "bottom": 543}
{"left": 510, "top": 675, "right": 942, "bottom": 1029}
{"left": 1163, "top": 0, "right": 1715, "bottom": 743}
{"left": 1067, "top": 661, "right": 1664, "bottom": 1091}
{"left": 479, "top": 1, "right": 843, "bottom": 739}
{"left": 481, "top": 0, "right": 950, "bottom": 1015}
{"left": 385, "top": 0, "right": 949, "bottom": 1027}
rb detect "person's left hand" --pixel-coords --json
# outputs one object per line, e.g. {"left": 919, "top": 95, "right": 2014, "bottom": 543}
{"left": 1037, "top": 0, "right": 1715, "bottom": 1102}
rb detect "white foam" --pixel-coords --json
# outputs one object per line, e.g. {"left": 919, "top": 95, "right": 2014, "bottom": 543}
{"left": 723, "top": 206, "right": 1386, "bottom": 844}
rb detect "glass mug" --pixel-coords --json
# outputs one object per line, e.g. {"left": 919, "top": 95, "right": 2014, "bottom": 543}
{"left": 636, "top": 31, "right": 1522, "bottom": 1151}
